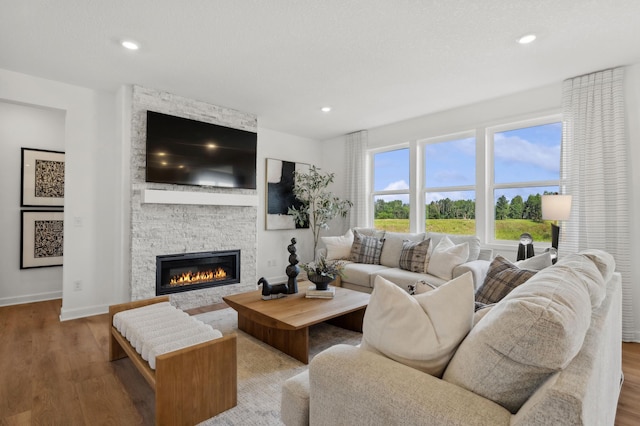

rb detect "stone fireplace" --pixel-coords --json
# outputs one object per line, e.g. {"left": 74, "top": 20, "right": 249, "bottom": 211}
{"left": 128, "top": 86, "right": 257, "bottom": 310}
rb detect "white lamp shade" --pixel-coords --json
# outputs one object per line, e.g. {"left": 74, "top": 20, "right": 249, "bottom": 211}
{"left": 541, "top": 195, "right": 572, "bottom": 220}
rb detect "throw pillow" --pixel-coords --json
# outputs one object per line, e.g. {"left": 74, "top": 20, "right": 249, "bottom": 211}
{"left": 407, "top": 279, "right": 436, "bottom": 295}
{"left": 350, "top": 229, "right": 384, "bottom": 265}
{"left": 361, "top": 273, "right": 474, "bottom": 377}
{"left": 514, "top": 251, "right": 552, "bottom": 270}
{"left": 321, "top": 229, "right": 354, "bottom": 261}
{"left": 426, "top": 236, "right": 470, "bottom": 280}
{"left": 443, "top": 257, "right": 594, "bottom": 413}
{"left": 399, "top": 238, "right": 431, "bottom": 273}
{"left": 475, "top": 255, "right": 536, "bottom": 305}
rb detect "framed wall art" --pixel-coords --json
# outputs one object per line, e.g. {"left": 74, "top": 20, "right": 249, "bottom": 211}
{"left": 265, "top": 158, "right": 310, "bottom": 230}
{"left": 21, "top": 148, "right": 65, "bottom": 207}
{"left": 21, "top": 210, "right": 64, "bottom": 269}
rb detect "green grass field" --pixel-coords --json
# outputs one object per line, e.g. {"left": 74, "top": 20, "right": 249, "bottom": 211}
{"left": 373, "top": 218, "right": 552, "bottom": 242}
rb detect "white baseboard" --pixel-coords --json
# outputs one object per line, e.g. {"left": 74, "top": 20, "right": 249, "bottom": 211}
{"left": 0, "top": 290, "right": 62, "bottom": 307}
{"left": 59, "top": 303, "right": 109, "bottom": 321}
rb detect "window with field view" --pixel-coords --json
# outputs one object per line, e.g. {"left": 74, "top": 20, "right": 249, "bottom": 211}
{"left": 424, "top": 135, "right": 476, "bottom": 235}
{"left": 372, "top": 148, "right": 410, "bottom": 232}
{"left": 491, "top": 119, "right": 562, "bottom": 242}
{"left": 369, "top": 115, "right": 562, "bottom": 244}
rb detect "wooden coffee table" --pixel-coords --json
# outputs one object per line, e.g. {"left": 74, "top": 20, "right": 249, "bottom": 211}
{"left": 223, "top": 281, "right": 370, "bottom": 363}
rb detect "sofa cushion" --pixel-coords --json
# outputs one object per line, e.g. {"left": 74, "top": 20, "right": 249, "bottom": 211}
{"left": 427, "top": 232, "right": 481, "bottom": 262}
{"left": 321, "top": 229, "right": 354, "bottom": 261}
{"left": 342, "top": 263, "right": 389, "bottom": 288}
{"left": 475, "top": 255, "right": 536, "bottom": 305}
{"left": 442, "top": 256, "right": 597, "bottom": 413}
{"left": 514, "top": 251, "right": 552, "bottom": 270}
{"left": 427, "top": 236, "right": 469, "bottom": 280}
{"left": 350, "top": 230, "right": 384, "bottom": 264}
{"left": 399, "top": 238, "right": 431, "bottom": 273}
{"left": 376, "top": 268, "right": 448, "bottom": 291}
{"left": 361, "top": 274, "right": 474, "bottom": 377}
{"left": 579, "top": 249, "right": 615, "bottom": 284}
{"left": 380, "top": 231, "right": 425, "bottom": 267}
{"left": 553, "top": 250, "right": 614, "bottom": 309}
{"left": 352, "top": 227, "right": 385, "bottom": 239}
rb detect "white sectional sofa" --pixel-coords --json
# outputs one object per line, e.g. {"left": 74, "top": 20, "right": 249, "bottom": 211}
{"left": 282, "top": 250, "right": 623, "bottom": 425}
{"left": 319, "top": 228, "right": 493, "bottom": 293}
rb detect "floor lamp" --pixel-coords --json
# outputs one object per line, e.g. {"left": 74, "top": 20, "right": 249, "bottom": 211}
{"left": 541, "top": 194, "right": 572, "bottom": 263}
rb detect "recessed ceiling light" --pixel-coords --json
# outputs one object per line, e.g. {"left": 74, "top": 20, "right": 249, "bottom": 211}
{"left": 517, "top": 34, "right": 536, "bottom": 44}
{"left": 321, "top": 107, "right": 332, "bottom": 113}
{"left": 121, "top": 40, "right": 140, "bottom": 50}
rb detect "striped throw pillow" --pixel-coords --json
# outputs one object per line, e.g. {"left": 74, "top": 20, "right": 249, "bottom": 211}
{"left": 399, "top": 238, "right": 431, "bottom": 272}
{"left": 475, "top": 255, "right": 536, "bottom": 305}
{"left": 350, "top": 230, "right": 384, "bottom": 264}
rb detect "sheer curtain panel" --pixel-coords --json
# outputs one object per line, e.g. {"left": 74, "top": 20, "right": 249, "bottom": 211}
{"left": 346, "top": 130, "right": 368, "bottom": 229}
{"left": 561, "top": 67, "right": 635, "bottom": 339}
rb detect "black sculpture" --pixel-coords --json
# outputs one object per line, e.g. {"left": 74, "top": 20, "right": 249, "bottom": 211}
{"left": 516, "top": 233, "right": 535, "bottom": 261}
{"left": 257, "top": 277, "right": 288, "bottom": 300}
{"left": 286, "top": 238, "right": 300, "bottom": 294}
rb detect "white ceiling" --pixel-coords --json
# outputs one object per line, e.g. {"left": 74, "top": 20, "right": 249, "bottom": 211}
{"left": 1, "top": 1, "right": 640, "bottom": 140}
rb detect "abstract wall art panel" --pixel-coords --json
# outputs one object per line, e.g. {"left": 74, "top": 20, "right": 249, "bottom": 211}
{"left": 21, "top": 148, "right": 65, "bottom": 207}
{"left": 21, "top": 210, "right": 64, "bottom": 269}
{"left": 265, "top": 158, "right": 310, "bottom": 230}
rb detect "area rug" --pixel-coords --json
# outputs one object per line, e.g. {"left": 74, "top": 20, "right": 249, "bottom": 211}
{"left": 195, "top": 308, "right": 363, "bottom": 425}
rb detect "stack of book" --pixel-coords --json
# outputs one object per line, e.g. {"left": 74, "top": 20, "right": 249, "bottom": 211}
{"left": 305, "top": 285, "right": 335, "bottom": 299}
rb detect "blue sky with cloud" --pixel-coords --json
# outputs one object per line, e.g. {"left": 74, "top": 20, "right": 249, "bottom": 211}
{"left": 374, "top": 122, "right": 561, "bottom": 204}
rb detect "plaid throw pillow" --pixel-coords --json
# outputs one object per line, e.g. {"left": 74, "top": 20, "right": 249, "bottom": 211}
{"left": 399, "top": 238, "right": 431, "bottom": 272}
{"left": 350, "top": 230, "right": 384, "bottom": 264}
{"left": 475, "top": 255, "right": 536, "bottom": 305}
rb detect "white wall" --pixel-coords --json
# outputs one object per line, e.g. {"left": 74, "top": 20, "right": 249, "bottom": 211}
{"left": 0, "top": 101, "right": 65, "bottom": 305}
{"left": 0, "top": 68, "right": 120, "bottom": 320}
{"left": 256, "top": 127, "right": 323, "bottom": 283}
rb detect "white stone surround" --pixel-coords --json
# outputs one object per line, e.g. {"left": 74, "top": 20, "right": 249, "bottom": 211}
{"left": 129, "top": 86, "right": 257, "bottom": 310}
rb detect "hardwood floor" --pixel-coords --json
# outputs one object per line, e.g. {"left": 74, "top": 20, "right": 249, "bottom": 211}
{"left": 1, "top": 299, "right": 639, "bottom": 425}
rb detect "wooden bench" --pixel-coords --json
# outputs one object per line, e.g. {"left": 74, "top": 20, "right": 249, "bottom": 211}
{"left": 108, "top": 296, "right": 237, "bottom": 426}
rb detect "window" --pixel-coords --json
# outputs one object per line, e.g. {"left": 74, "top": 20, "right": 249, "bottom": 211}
{"left": 423, "top": 134, "right": 476, "bottom": 235}
{"left": 372, "top": 148, "right": 410, "bottom": 232}
{"left": 367, "top": 113, "right": 562, "bottom": 247}
{"left": 489, "top": 117, "right": 562, "bottom": 242}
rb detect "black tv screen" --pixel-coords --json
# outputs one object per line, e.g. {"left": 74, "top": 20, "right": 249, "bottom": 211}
{"left": 145, "top": 111, "right": 257, "bottom": 189}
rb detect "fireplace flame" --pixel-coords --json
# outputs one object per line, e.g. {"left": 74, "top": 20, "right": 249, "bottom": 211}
{"left": 169, "top": 267, "right": 227, "bottom": 286}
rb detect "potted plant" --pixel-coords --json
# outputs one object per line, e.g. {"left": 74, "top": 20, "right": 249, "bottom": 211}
{"left": 288, "top": 165, "right": 353, "bottom": 256}
{"left": 301, "top": 256, "right": 346, "bottom": 291}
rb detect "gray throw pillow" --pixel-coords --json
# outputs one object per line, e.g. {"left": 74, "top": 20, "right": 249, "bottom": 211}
{"left": 475, "top": 255, "right": 536, "bottom": 305}
{"left": 350, "top": 229, "right": 384, "bottom": 265}
{"left": 399, "top": 238, "right": 431, "bottom": 272}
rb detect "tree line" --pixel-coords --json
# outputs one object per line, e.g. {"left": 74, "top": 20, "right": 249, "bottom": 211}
{"left": 375, "top": 192, "right": 554, "bottom": 222}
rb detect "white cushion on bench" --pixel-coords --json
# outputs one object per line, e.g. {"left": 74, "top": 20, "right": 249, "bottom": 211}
{"left": 113, "top": 301, "right": 173, "bottom": 332}
{"left": 113, "top": 302, "right": 223, "bottom": 370}
{"left": 148, "top": 328, "right": 223, "bottom": 369}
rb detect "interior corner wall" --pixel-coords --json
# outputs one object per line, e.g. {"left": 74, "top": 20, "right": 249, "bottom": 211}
{"left": 0, "top": 68, "right": 121, "bottom": 320}
{"left": 256, "top": 127, "right": 323, "bottom": 283}
{"left": 0, "top": 101, "right": 65, "bottom": 305}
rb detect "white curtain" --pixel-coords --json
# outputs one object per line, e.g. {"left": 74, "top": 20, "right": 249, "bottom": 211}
{"left": 346, "top": 130, "right": 368, "bottom": 229}
{"left": 561, "top": 67, "right": 634, "bottom": 339}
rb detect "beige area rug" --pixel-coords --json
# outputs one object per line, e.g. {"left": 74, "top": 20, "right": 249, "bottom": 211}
{"left": 195, "top": 308, "right": 363, "bottom": 425}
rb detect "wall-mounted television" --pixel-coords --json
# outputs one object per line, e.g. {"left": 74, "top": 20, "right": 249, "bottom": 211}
{"left": 145, "top": 111, "right": 257, "bottom": 189}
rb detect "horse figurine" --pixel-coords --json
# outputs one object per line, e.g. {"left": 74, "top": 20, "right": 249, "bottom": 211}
{"left": 257, "top": 277, "right": 289, "bottom": 300}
